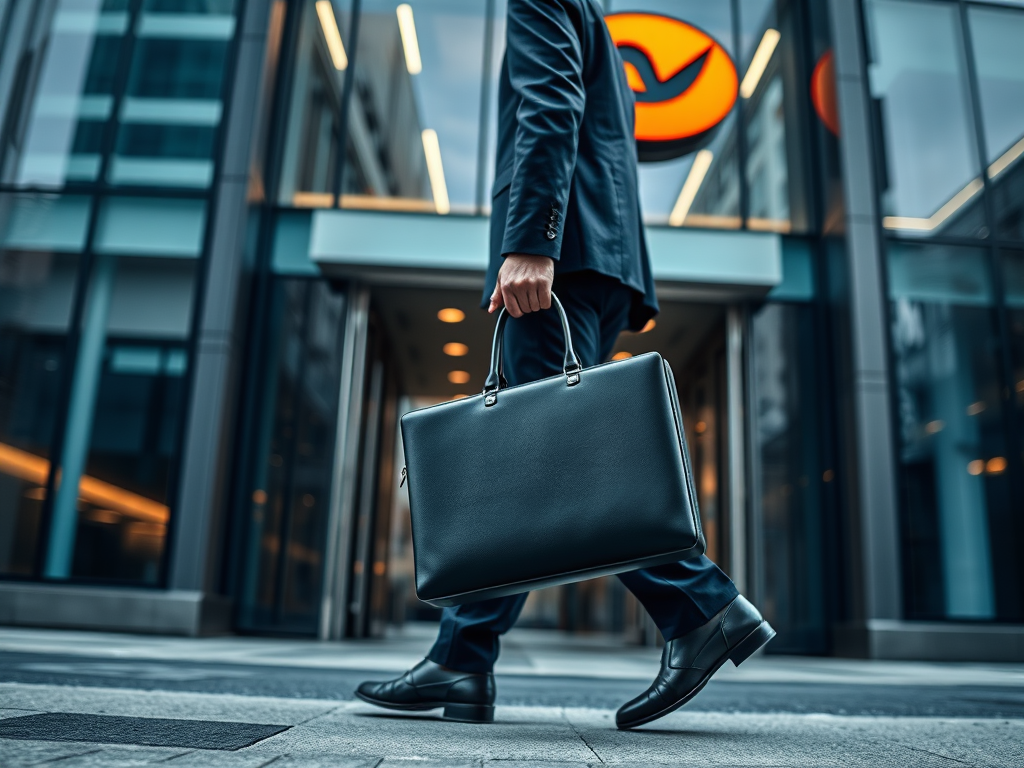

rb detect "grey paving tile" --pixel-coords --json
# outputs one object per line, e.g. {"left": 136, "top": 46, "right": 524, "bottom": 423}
{"left": 0, "top": 739, "right": 101, "bottom": 767}
{"left": 271, "top": 757, "right": 380, "bottom": 768}
{"left": 0, "top": 709, "right": 41, "bottom": 721}
{"left": 242, "top": 703, "right": 593, "bottom": 762}
{"left": 876, "top": 717, "right": 1024, "bottom": 768}
{"left": 0, "top": 684, "right": 337, "bottom": 726}
{"left": 41, "top": 744, "right": 192, "bottom": 766}
{"left": 161, "top": 753, "right": 282, "bottom": 767}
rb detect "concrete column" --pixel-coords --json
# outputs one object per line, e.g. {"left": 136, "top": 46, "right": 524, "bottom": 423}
{"left": 168, "top": 0, "right": 276, "bottom": 602}
{"left": 826, "top": 0, "right": 902, "bottom": 628}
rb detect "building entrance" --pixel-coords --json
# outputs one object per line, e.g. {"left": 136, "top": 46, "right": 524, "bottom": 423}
{"left": 352, "top": 284, "right": 748, "bottom": 643}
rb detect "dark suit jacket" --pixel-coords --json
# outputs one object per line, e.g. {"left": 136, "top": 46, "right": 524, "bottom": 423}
{"left": 482, "top": 0, "right": 658, "bottom": 331}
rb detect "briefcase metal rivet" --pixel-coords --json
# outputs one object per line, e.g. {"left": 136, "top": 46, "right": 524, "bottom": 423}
{"left": 485, "top": 392, "right": 497, "bottom": 406}
{"left": 567, "top": 373, "right": 580, "bottom": 386}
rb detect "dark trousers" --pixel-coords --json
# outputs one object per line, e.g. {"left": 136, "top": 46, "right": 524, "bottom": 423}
{"left": 427, "top": 271, "right": 739, "bottom": 674}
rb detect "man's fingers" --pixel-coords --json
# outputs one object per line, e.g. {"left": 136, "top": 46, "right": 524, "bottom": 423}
{"left": 488, "top": 286, "right": 503, "bottom": 313}
{"left": 526, "top": 286, "right": 541, "bottom": 312}
{"left": 502, "top": 285, "right": 523, "bottom": 318}
{"left": 538, "top": 281, "right": 552, "bottom": 309}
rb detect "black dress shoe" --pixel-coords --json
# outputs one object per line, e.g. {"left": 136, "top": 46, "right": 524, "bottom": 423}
{"left": 616, "top": 595, "right": 775, "bottom": 729}
{"left": 355, "top": 659, "right": 495, "bottom": 723}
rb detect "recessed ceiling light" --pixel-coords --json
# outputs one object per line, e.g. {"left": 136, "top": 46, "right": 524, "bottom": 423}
{"left": 438, "top": 308, "right": 465, "bottom": 323}
{"left": 443, "top": 342, "right": 469, "bottom": 357}
{"left": 448, "top": 370, "right": 470, "bottom": 384}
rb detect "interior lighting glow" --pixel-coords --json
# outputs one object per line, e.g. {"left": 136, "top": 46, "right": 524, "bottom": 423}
{"left": 612, "top": 351, "right": 632, "bottom": 360}
{"left": 988, "top": 135, "right": 1024, "bottom": 180}
{"left": 437, "top": 308, "right": 465, "bottom": 323}
{"left": 315, "top": 1, "right": 348, "bottom": 70}
{"left": 739, "top": 29, "right": 781, "bottom": 99}
{"left": 669, "top": 149, "right": 713, "bottom": 226}
{"left": 443, "top": 342, "right": 469, "bottom": 357}
{"left": 1017, "top": 379, "right": 1024, "bottom": 393}
{"left": 448, "top": 370, "right": 470, "bottom": 384}
{"left": 640, "top": 319, "right": 656, "bottom": 333}
{"left": 451, "top": 394, "right": 468, "bottom": 400}
{"left": 822, "top": 469, "right": 835, "bottom": 482}
{"left": 924, "top": 420, "right": 944, "bottom": 435}
{"left": 967, "top": 459, "right": 985, "bottom": 476}
{"left": 396, "top": 4, "right": 422, "bottom": 75}
{"left": 882, "top": 178, "right": 984, "bottom": 232}
{"left": 0, "top": 441, "right": 168, "bottom": 523}
{"left": 967, "top": 401, "right": 986, "bottom": 416}
{"left": 986, "top": 456, "right": 1007, "bottom": 474}
{"left": 422, "top": 129, "right": 450, "bottom": 215}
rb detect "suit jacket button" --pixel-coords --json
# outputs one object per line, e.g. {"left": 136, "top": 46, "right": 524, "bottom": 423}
{"left": 545, "top": 230, "right": 556, "bottom": 240}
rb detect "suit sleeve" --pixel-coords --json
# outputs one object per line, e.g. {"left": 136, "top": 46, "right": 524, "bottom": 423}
{"left": 500, "top": 0, "right": 585, "bottom": 261}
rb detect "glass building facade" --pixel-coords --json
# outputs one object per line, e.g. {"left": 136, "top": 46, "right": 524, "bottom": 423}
{"left": 0, "top": 0, "right": 1021, "bottom": 660}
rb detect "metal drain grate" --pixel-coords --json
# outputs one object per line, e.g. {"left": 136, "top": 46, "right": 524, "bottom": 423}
{"left": 0, "top": 713, "right": 289, "bottom": 750}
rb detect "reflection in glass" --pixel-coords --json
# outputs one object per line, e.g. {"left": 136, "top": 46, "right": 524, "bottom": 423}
{"left": 0, "top": 195, "right": 86, "bottom": 576}
{"left": 279, "top": 0, "right": 352, "bottom": 207}
{"left": 739, "top": 0, "right": 791, "bottom": 233}
{"left": 238, "top": 279, "right": 347, "bottom": 633}
{"left": 968, "top": 5, "right": 1024, "bottom": 242}
{"left": 2, "top": 0, "right": 131, "bottom": 187}
{"left": 340, "top": 0, "right": 487, "bottom": 214}
{"left": 44, "top": 254, "right": 196, "bottom": 584}
{"left": 865, "top": 0, "right": 985, "bottom": 239}
{"left": 1002, "top": 253, "right": 1024, "bottom": 587}
{"left": 109, "top": 0, "right": 236, "bottom": 188}
{"left": 751, "top": 302, "right": 827, "bottom": 653}
{"left": 887, "top": 242, "right": 1015, "bottom": 621}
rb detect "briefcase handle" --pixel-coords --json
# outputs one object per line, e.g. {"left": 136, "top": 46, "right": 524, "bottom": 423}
{"left": 482, "top": 292, "right": 581, "bottom": 407}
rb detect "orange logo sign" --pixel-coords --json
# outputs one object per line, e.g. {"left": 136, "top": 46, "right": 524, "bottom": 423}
{"left": 605, "top": 13, "right": 738, "bottom": 162}
{"left": 811, "top": 49, "right": 840, "bottom": 136}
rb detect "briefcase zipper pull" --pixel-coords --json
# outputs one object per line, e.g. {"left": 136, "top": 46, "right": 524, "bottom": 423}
{"left": 399, "top": 467, "right": 407, "bottom": 487}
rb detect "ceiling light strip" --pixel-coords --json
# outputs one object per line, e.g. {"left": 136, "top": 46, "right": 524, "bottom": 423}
{"left": 740, "top": 29, "right": 781, "bottom": 99}
{"left": 315, "top": 1, "right": 348, "bottom": 70}
{"left": 669, "top": 149, "right": 713, "bottom": 226}
{"left": 396, "top": 4, "right": 422, "bottom": 75}
{"left": 422, "top": 129, "right": 450, "bottom": 215}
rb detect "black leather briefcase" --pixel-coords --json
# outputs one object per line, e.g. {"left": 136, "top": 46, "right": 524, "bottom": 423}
{"left": 401, "top": 294, "right": 705, "bottom": 607}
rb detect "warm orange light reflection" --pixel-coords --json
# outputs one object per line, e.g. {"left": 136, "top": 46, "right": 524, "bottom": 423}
{"left": 986, "top": 457, "right": 1007, "bottom": 475}
{"left": 695, "top": 421, "right": 708, "bottom": 435}
{"left": 612, "top": 351, "right": 632, "bottom": 360}
{"left": 0, "top": 442, "right": 169, "bottom": 523}
{"left": 640, "top": 319, "right": 656, "bottom": 333}
{"left": 822, "top": 469, "right": 835, "bottom": 483}
{"left": 437, "top": 308, "right": 465, "bottom": 323}
{"left": 967, "top": 459, "right": 985, "bottom": 476}
{"left": 448, "top": 370, "right": 470, "bottom": 385}
{"left": 443, "top": 342, "right": 469, "bottom": 357}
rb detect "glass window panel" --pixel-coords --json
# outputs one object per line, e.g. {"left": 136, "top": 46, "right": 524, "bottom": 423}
{"left": 237, "top": 279, "right": 347, "bottom": 632}
{"left": 0, "top": 195, "right": 85, "bottom": 575}
{"left": 43, "top": 254, "right": 195, "bottom": 584}
{"left": 866, "top": 0, "right": 985, "bottom": 239}
{"left": 1001, "top": 253, "right": 1024, "bottom": 584}
{"left": 739, "top": 0, "right": 806, "bottom": 234}
{"left": 887, "top": 242, "right": 1016, "bottom": 622}
{"left": 0, "top": 193, "right": 92, "bottom": 252}
{"left": 3, "top": 0, "right": 132, "bottom": 187}
{"left": 278, "top": 0, "right": 354, "bottom": 207}
{"left": 94, "top": 196, "right": 206, "bottom": 257}
{"left": 608, "top": 0, "right": 741, "bottom": 229}
{"left": 107, "top": 0, "right": 235, "bottom": 189}
{"left": 339, "top": 0, "right": 486, "bottom": 215}
{"left": 751, "top": 302, "right": 828, "bottom": 652}
{"left": 968, "top": 5, "right": 1024, "bottom": 241}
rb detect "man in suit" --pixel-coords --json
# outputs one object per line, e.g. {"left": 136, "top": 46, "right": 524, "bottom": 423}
{"left": 357, "top": 0, "right": 774, "bottom": 729}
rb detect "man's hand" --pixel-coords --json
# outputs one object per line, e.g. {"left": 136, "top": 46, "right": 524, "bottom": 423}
{"left": 488, "top": 254, "right": 554, "bottom": 317}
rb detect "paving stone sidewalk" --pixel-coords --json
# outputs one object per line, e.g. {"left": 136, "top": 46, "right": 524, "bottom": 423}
{"left": 1, "top": 682, "right": 1022, "bottom": 767}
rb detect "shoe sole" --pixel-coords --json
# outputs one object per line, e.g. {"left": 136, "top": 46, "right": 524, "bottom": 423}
{"left": 354, "top": 690, "right": 495, "bottom": 724}
{"left": 616, "top": 620, "right": 776, "bottom": 730}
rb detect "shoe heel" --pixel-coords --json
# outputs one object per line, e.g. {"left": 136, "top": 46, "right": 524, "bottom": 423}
{"left": 730, "top": 621, "right": 776, "bottom": 667}
{"left": 442, "top": 703, "right": 495, "bottom": 723}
